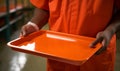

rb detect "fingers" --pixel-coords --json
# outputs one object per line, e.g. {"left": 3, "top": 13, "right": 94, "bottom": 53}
{"left": 95, "top": 46, "right": 106, "bottom": 55}
{"left": 90, "top": 30, "right": 113, "bottom": 55}
{"left": 20, "top": 25, "right": 30, "bottom": 37}
{"left": 89, "top": 31, "right": 109, "bottom": 55}
{"left": 95, "top": 38, "right": 109, "bottom": 55}
{"left": 20, "top": 23, "right": 39, "bottom": 37}
{"left": 89, "top": 32, "right": 103, "bottom": 47}
{"left": 89, "top": 37, "right": 103, "bottom": 47}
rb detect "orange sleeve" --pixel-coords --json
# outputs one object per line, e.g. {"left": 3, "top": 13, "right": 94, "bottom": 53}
{"left": 30, "top": 0, "right": 49, "bottom": 10}
{"left": 115, "top": 0, "right": 120, "bottom": 10}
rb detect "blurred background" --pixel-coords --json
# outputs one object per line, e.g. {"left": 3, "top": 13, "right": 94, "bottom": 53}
{"left": 0, "top": 0, "right": 120, "bottom": 71}
{"left": 0, "top": 0, "right": 47, "bottom": 71}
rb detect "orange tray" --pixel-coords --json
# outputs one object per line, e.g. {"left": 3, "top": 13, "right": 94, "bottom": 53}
{"left": 7, "top": 30, "right": 101, "bottom": 65}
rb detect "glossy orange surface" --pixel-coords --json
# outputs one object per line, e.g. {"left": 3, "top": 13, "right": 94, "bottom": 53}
{"left": 7, "top": 30, "right": 101, "bottom": 65}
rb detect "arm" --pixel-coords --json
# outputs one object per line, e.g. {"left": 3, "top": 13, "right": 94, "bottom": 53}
{"left": 20, "top": 8, "right": 49, "bottom": 36}
{"left": 31, "top": 8, "right": 49, "bottom": 29}
{"left": 90, "top": 10, "right": 120, "bottom": 54}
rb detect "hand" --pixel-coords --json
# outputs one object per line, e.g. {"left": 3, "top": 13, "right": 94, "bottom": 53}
{"left": 20, "top": 22, "right": 39, "bottom": 36}
{"left": 89, "top": 30, "right": 114, "bottom": 55}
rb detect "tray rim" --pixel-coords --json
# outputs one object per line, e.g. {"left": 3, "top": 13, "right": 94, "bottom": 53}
{"left": 7, "top": 30, "right": 101, "bottom": 65}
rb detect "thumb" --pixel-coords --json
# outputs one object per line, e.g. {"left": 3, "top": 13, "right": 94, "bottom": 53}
{"left": 89, "top": 37, "right": 103, "bottom": 48}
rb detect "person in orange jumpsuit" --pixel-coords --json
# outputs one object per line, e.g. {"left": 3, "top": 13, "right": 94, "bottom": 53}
{"left": 20, "top": 0, "right": 120, "bottom": 71}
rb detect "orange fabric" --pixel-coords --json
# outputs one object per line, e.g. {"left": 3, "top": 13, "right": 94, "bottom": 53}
{"left": 30, "top": 0, "right": 117, "bottom": 71}
{"left": 49, "top": 0, "right": 114, "bottom": 37}
{"left": 31, "top": 0, "right": 114, "bottom": 37}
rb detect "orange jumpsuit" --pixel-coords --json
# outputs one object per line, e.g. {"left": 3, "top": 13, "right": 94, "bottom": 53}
{"left": 30, "top": 0, "right": 120, "bottom": 71}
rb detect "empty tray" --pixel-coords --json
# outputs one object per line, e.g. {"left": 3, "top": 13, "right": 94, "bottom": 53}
{"left": 7, "top": 30, "right": 101, "bottom": 65}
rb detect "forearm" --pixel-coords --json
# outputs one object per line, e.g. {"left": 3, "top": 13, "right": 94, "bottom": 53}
{"left": 104, "top": 10, "right": 120, "bottom": 34}
{"left": 30, "top": 8, "right": 49, "bottom": 29}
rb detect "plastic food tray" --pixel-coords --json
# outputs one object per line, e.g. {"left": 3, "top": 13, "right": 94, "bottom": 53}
{"left": 7, "top": 30, "right": 101, "bottom": 65}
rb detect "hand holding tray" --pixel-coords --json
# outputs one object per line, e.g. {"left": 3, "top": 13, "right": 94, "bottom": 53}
{"left": 7, "top": 30, "right": 101, "bottom": 65}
